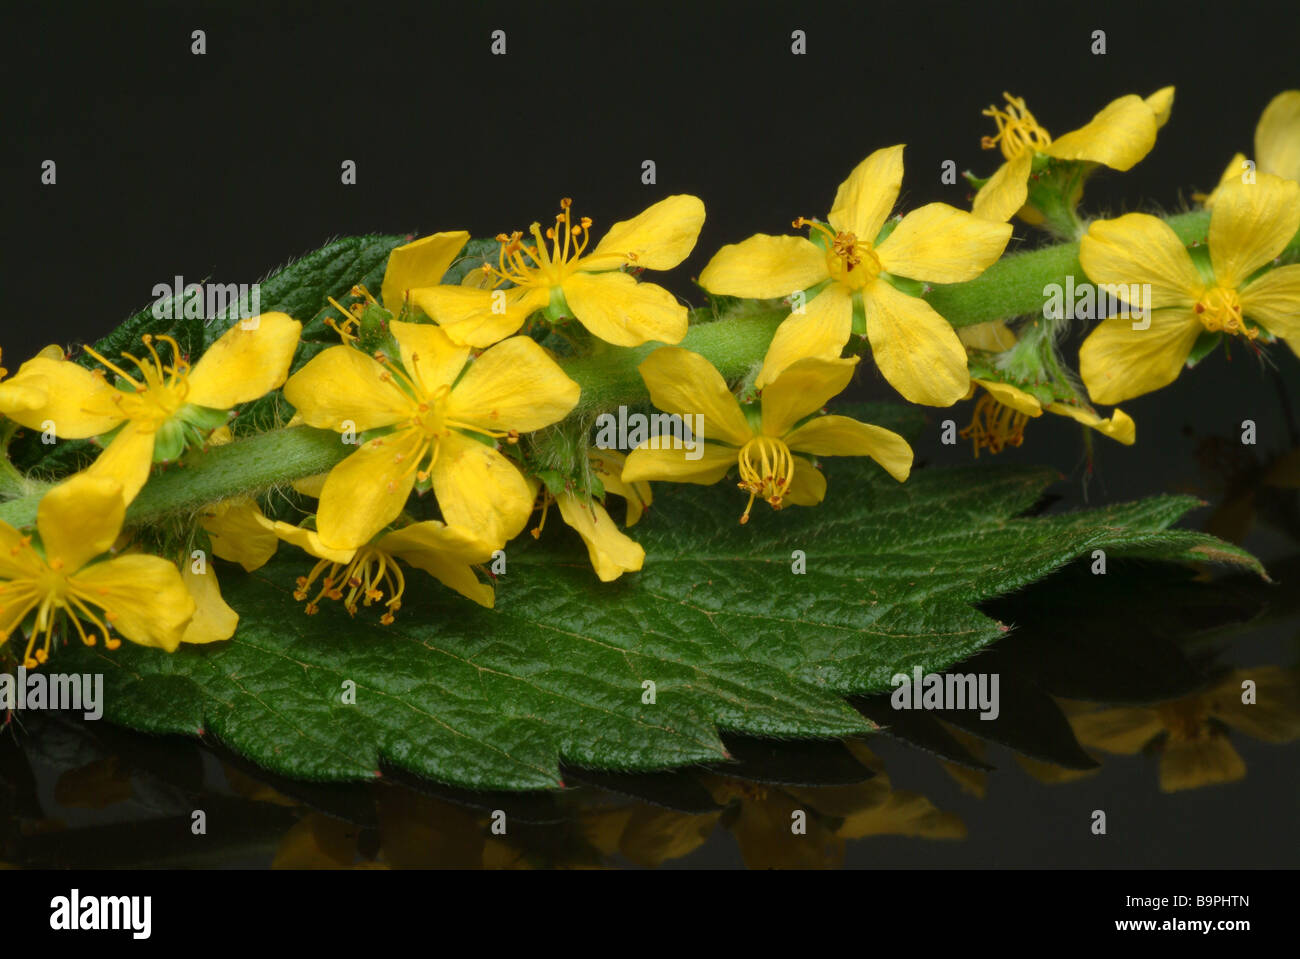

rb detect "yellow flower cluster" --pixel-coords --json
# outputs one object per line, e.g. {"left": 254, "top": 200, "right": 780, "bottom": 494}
{"left": 1, "top": 85, "right": 1297, "bottom": 664}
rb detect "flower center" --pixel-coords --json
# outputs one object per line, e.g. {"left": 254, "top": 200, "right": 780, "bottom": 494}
{"left": 796, "top": 218, "right": 882, "bottom": 290}
{"left": 84, "top": 334, "right": 190, "bottom": 427}
{"left": 482, "top": 197, "right": 600, "bottom": 289}
{"left": 1194, "top": 286, "right": 1253, "bottom": 338}
{"left": 2, "top": 539, "right": 121, "bottom": 668}
{"left": 981, "top": 93, "right": 1052, "bottom": 162}
{"left": 736, "top": 435, "right": 796, "bottom": 524}
{"left": 1155, "top": 697, "right": 1212, "bottom": 744}
{"left": 294, "top": 544, "right": 407, "bottom": 625}
{"left": 960, "top": 392, "right": 1030, "bottom": 457}
{"left": 372, "top": 352, "right": 519, "bottom": 493}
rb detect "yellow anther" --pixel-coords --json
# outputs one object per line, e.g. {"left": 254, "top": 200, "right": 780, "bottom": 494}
{"left": 980, "top": 93, "right": 1052, "bottom": 161}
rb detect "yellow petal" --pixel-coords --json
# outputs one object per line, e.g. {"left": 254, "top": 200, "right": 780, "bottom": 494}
{"left": 1256, "top": 89, "right": 1300, "bottom": 182}
{"left": 284, "top": 346, "right": 412, "bottom": 432}
{"left": 975, "top": 379, "right": 1043, "bottom": 417}
{"left": 781, "top": 415, "right": 913, "bottom": 482}
{"left": 754, "top": 284, "right": 853, "bottom": 390}
{"left": 829, "top": 145, "right": 904, "bottom": 242}
{"left": 378, "top": 521, "right": 496, "bottom": 608}
{"left": 562, "top": 271, "right": 688, "bottom": 346}
{"left": 180, "top": 564, "right": 238, "bottom": 644}
{"left": 381, "top": 231, "right": 470, "bottom": 313}
{"left": 201, "top": 498, "right": 279, "bottom": 572}
{"left": 445, "top": 335, "right": 580, "bottom": 433}
{"left": 1208, "top": 175, "right": 1300, "bottom": 289}
{"left": 590, "top": 451, "right": 651, "bottom": 526}
{"left": 555, "top": 493, "right": 644, "bottom": 582}
{"left": 1212, "top": 666, "right": 1300, "bottom": 742}
{"left": 971, "top": 151, "right": 1032, "bottom": 224}
{"left": 760, "top": 356, "right": 858, "bottom": 437}
{"left": 291, "top": 473, "right": 329, "bottom": 498}
{"left": 578, "top": 195, "right": 705, "bottom": 272}
{"left": 1079, "top": 214, "right": 1201, "bottom": 309}
{"left": 1202, "top": 153, "right": 1249, "bottom": 209}
{"left": 431, "top": 431, "right": 533, "bottom": 548}
{"left": 270, "top": 520, "right": 355, "bottom": 564}
{"left": 1045, "top": 402, "right": 1136, "bottom": 445}
{"left": 0, "top": 521, "right": 45, "bottom": 581}
{"left": 0, "top": 380, "right": 45, "bottom": 415}
{"left": 0, "top": 581, "right": 40, "bottom": 645}
{"left": 697, "top": 234, "right": 828, "bottom": 299}
{"left": 1043, "top": 94, "right": 1157, "bottom": 171}
{"left": 877, "top": 203, "right": 1011, "bottom": 283}
{"left": 1070, "top": 706, "right": 1163, "bottom": 753}
{"left": 1078, "top": 312, "right": 1202, "bottom": 405}
{"left": 1240, "top": 263, "right": 1300, "bottom": 348}
{"left": 0, "top": 357, "right": 122, "bottom": 436}
{"left": 37, "top": 474, "right": 125, "bottom": 572}
{"left": 862, "top": 280, "right": 970, "bottom": 407}
{"left": 958, "top": 321, "right": 1017, "bottom": 353}
{"left": 83, "top": 421, "right": 158, "bottom": 504}
{"left": 637, "top": 347, "right": 752, "bottom": 447}
{"left": 1158, "top": 737, "right": 1245, "bottom": 793}
{"left": 389, "top": 320, "right": 471, "bottom": 395}
{"left": 187, "top": 312, "right": 302, "bottom": 409}
{"left": 411, "top": 285, "right": 548, "bottom": 348}
{"left": 70, "top": 555, "right": 196, "bottom": 652}
{"left": 316, "top": 429, "right": 423, "bottom": 550}
{"left": 783, "top": 456, "right": 826, "bottom": 506}
{"left": 622, "top": 442, "right": 737, "bottom": 485}
{"left": 1145, "top": 86, "right": 1175, "bottom": 129}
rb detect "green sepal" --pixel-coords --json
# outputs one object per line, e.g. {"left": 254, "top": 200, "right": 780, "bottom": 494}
{"left": 540, "top": 286, "right": 571, "bottom": 324}
{"left": 152, "top": 419, "right": 186, "bottom": 463}
{"left": 357, "top": 302, "right": 397, "bottom": 356}
{"left": 534, "top": 469, "right": 568, "bottom": 497}
{"left": 177, "top": 404, "right": 232, "bottom": 431}
{"left": 1185, "top": 330, "right": 1222, "bottom": 368}
{"left": 873, "top": 215, "right": 902, "bottom": 246}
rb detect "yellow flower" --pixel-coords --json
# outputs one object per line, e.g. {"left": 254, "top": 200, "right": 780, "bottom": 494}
{"left": 1078, "top": 175, "right": 1300, "bottom": 404}
{"left": 284, "top": 321, "right": 580, "bottom": 550}
{"left": 622, "top": 347, "right": 912, "bottom": 524}
{"left": 412, "top": 196, "right": 705, "bottom": 348}
{"left": 530, "top": 451, "right": 651, "bottom": 582}
{"left": 699, "top": 146, "right": 1011, "bottom": 405}
{"left": 0, "top": 474, "right": 195, "bottom": 666}
{"left": 1066, "top": 667, "right": 1300, "bottom": 793}
{"left": 960, "top": 379, "right": 1135, "bottom": 457}
{"left": 272, "top": 519, "right": 496, "bottom": 617}
{"left": 972, "top": 88, "right": 1174, "bottom": 224}
{"left": 198, "top": 497, "right": 279, "bottom": 572}
{"left": 0, "top": 314, "right": 302, "bottom": 501}
{"left": 1203, "top": 90, "right": 1300, "bottom": 207}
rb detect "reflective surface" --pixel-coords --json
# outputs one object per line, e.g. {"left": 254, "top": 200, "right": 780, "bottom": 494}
{"left": 4, "top": 544, "right": 1297, "bottom": 868}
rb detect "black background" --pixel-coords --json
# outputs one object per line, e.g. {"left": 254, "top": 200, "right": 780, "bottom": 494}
{"left": 4, "top": 0, "right": 1300, "bottom": 871}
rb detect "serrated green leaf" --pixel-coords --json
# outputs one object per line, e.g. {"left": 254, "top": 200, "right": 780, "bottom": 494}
{"left": 52, "top": 460, "right": 1260, "bottom": 791}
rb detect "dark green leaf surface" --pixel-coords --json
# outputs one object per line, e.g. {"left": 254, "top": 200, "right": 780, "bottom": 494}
{"left": 54, "top": 460, "right": 1259, "bottom": 791}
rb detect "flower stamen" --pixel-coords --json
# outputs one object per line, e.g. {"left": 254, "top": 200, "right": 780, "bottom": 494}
{"left": 981, "top": 93, "right": 1052, "bottom": 161}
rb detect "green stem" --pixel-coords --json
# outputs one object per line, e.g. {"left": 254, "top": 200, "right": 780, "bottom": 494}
{"left": 1, "top": 210, "right": 1296, "bottom": 532}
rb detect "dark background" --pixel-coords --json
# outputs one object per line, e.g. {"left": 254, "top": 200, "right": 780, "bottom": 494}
{"left": 4, "top": 0, "right": 1299, "bottom": 867}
